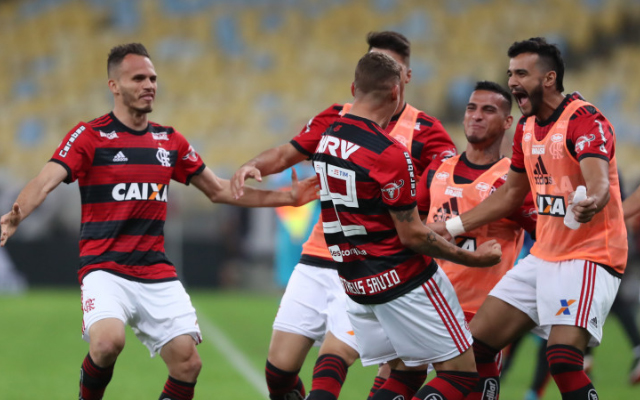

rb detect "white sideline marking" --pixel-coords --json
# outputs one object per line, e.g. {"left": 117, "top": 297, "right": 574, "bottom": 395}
{"left": 197, "top": 313, "right": 269, "bottom": 399}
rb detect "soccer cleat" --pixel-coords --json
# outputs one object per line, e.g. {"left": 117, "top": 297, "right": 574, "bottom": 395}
{"left": 629, "top": 356, "right": 640, "bottom": 385}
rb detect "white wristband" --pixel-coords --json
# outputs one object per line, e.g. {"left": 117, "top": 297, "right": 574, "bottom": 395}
{"left": 445, "top": 216, "right": 465, "bottom": 237}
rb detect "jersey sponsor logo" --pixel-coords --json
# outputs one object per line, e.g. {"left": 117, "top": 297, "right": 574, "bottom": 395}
{"left": 99, "top": 130, "right": 118, "bottom": 140}
{"left": 576, "top": 134, "right": 596, "bottom": 152}
{"left": 340, "top": 270, "right": 402, "bottom": 296}
{"left": 381, "top": 180, "right": 404, "bottom": 201}
{"left": 432, "top": 198, "right": 460, "bottom": 222}
{"left": 58, "top": 126, "right": 86, "bottom": 157}
{"left": 328, "top": 245, "right": 367, "bottom": 262}
{"left": 588, "top": 389, "right": 598, "bottom": 400}
{"left": 423, "top": 395, "right": 444, "bottom": 400}
{"left": 156, "top": 148, "right": 172, "bottom": 167}
{"left": 317, "top": 135, "right": 360, "bottom": 160}
{"left": 439, "top": 148, "right": 457, "bottom": 160}
{"left": 537, "top": 194, "right": 566, "bottom": 217}
{"left": 112, "top": 151, "right": 128, "bottom": 162}
{"left": 111, "top": 182, "right": 168, "bottom": 202}
{"left": 475, "top": 182, "right": 495, "bottom": 200}
{"left": 403, "top": 152, "right": 417, "bottom": 196}
{"left": 152, "top": 131, "right": 169, "bottom": 141}
{"left": 435, "top": 171, "right": 449, "bottom": 181}
{"left": 555, "top": 299, "right": 576, "bottom": 316}
{"left": 523, "top": 132, "right": 532, "bottom": 142}
{"left": 533, "top": 156, "right": 553, "bottom": 185}
{"left": 483, "top": 378, "right": 499, "bottom": 400}
{"left": 595, "top": 120, "right": 607, "bottom": 154}
{"left": 182, "top": 145, "right": 198, "bottom": 162}
{"left": 444, "top": 186, "right": 463, "bottom": 198}
{"left": 551, "top": 133, "right": 563, "bottom": 143}
{"left": 455, "top": 236, "right": 476, "bottom": 251}
{"left": 531, "top": 144, "right": 545, "bottom": 155}
{"left": 304, "top": 117, "right": 314, "bottom": 133}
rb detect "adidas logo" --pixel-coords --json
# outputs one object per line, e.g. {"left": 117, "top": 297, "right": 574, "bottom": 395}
{"left": 533, "top": 155, "right": 553, "bottom": 185}
{"left": 113, "top": 151, "right": 128, "bottom": 162}
{"left": 590, "top": 316, "right": 598, "bottom": 328}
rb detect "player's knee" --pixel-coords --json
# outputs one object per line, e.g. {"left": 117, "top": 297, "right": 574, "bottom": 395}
{"left": 90, "top": 336, "right": 125, "bottom": 365}
{"left": 173, "top": 352, "right": 202, "bottom": 381}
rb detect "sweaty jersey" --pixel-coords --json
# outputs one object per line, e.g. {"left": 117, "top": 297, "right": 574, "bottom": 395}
{"left": 50, "top": 112, "right": 205, "bottom": 283}
{"left": 293, "top": 103, "right": 456, "bottom": 269}
{"left": 312, "top": 114, "right": 437, "bottom": 305}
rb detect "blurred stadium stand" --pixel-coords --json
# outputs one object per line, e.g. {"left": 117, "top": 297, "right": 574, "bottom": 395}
{"left": 1, "top": 0, "right": 640, "bottom": 286}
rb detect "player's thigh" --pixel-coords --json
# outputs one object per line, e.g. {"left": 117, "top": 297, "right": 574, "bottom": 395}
{"left": 432, "top": 347, "right": 476, "bottom": 373}
{"left": 268, "top": 330, "right": 315, "bottom": 371}
{"left": 345, "top": 299, "right": 397, "bottom": 367}
{"left": 375, "top": 270, "right": 472, "bottom": 367}
{"left": 318, "top": 331, "right": 359, "bottom": 366}
{"left": 81, "top": 271, "right": 132, "bottom": 345}
{"left": 537, "top": 259, "right": 620, "bottom": 347}
{"left": 272, "top": 264, "right": 332, "bottom": 342}
{"left": 132, "top": 280, "right": 201, "bottom": 358}
{"left": 325, "top": 270, "right": 359, "bottom": 354}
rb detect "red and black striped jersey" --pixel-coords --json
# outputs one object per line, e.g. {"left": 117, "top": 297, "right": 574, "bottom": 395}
{"left": 312, "top": 114, "right": 437, "bottom": 305}
{"left": 50, "top": 112, "right": 205, "bottom": 283}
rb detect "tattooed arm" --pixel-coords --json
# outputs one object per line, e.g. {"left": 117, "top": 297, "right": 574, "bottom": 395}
{"left": 390, "top": 207, "right": 501, "bottom": 267}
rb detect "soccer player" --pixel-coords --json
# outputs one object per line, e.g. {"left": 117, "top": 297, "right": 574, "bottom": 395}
{"left": 230, "top": 31, "right": 457, "bottom": 400}
{"left": 418, "top": 80, "right": 537, "bottom": 398}
{"left": 314, "top": 51, "right": 502, "bottom": 400}
{"left": 0, "top": 43, "right": 317, "bottom": 400}
{"left": 429, "top": 37, "right": 627, "bottom": 400}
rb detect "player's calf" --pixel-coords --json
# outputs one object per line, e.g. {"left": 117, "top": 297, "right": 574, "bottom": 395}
{"left": 266, "top": 360, "right": 306, "bottom": 400}
{"left": 371, "top": 369, "right": 426, "bottom": 400}
{"left": 306, "top": 354, "right": 349, "bottom": 400}
{"left": 546, "top": 344, "right": 597, "bottom": 399}
{"left": 79, "top": 353, "right": 114, "bottom": 400}
{"left": 413, "top": 371, "right": 479, "bottom": 400}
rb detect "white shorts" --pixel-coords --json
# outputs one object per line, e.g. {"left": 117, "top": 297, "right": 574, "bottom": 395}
{"left": 347, "top": 268, "right": 472, "bottom": 367}
{"left": 489, "top": 254, "right": 621, "bottom": 346}
{"left": 273, "top": 263, "right": 358, "bottom": 352}
{"left": 81, "top": 271, "right": 202, "bottom": 357}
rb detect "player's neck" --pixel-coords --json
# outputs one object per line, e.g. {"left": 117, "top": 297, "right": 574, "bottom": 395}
{"left": 350, "top": 98, "right": 396, "bottom": 129}
{"left": 112, "top": 105, "right": 149, "bottom": 131}
{"left": 535, "top": 92, "right": 565, "bottom": 122}
{"left": 465, "top": 140, "right": 502, "bottom": 165}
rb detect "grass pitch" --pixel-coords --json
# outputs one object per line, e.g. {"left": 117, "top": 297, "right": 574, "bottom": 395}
{"left": 0, "top": 289, "right": 637, "bottom": 399}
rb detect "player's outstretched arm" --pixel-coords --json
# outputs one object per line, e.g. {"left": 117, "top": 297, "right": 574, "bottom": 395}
{"left": 623, "top": 185, "right": 640, "bottom": 220}
{"left": 193, "top": 167, "right": 318, "bottom": 208}
{"left": 231, "top": 143, "right": 308, "bottom": 199}
{"left": 390, "top": 206, "right": 502, "bottom": 267}
{"left": 0, "top": 162, "right": 67, "bottom": 247}
{"left": 428, "top": 169, "right": 531, "bottom": 240}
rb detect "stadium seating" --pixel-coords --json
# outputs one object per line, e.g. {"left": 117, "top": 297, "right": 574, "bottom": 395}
{"left": 1, "top": 0, "right": 640, "bottom": 195}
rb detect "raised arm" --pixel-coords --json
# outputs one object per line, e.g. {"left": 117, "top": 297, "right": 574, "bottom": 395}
{"left": 192, "top": 166, "right": 317, "bottom": 208}
{"left": 0, "top": 162, "right": 67, "bottom": 246}
{"left": 390, "top": 206, "right": 501, "bottom": 267}
{"left": 231, "top": 143, "right": 308, "bottom": 199}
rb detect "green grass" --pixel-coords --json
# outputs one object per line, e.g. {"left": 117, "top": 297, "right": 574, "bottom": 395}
{"left": 0, "top": 289, "right": 637, "bottom": 399}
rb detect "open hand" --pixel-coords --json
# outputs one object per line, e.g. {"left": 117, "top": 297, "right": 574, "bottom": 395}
{"left": 231, "top": 164, "right": 263, "bottom": 199}
{"left": 290, "top": 169, "right": 319, "bottom": 207}
{"left": 0, "top": 203, "right": 22, "bottom": 247}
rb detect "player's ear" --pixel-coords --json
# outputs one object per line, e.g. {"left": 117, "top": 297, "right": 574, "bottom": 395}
{"left": 350, "top": 82, "right": 356, "bottom": 97}
{"left": 390, "top": 84, "right": 400, "bottom": 102}
{"left": 503, "top": 115, "right": 514, "bottom": 130}
{"left": 108, "top": 78, "right": 119, "bottom": 95}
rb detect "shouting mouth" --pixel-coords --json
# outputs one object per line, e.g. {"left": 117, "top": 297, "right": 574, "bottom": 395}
{"left": 512, "top": 90, "right": 529, "bottom": 108}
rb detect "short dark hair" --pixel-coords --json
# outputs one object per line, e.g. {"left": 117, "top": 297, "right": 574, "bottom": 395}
{"left": 474, "top": 81, "right": 512, "bottom": 113}
{"left": 354, "top": 52, "right": 401, "bottom": 95}
{"left": 507, "top": 37, "right": 565, "bottom": 92}
{"left": 107, "top": 43, "right": 151, "bottom": 77}
{"left": 366, "top": 31, "right": 411, "bottom": 66}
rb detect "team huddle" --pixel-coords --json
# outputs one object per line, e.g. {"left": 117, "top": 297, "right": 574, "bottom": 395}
{"left": 0, "top": 31, "right": 630, "bottom": 400}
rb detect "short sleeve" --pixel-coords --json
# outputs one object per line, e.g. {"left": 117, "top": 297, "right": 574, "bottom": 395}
{"left": 567, "top": 111, "right": 614, "bottom": 162}
{"left": 290, "top": 104, "right": 343, "bottom": 157}
{"left": 171, "top": 131, "right": 206, "bottom": 184}
{"left": 50, "top": 122, "right": 96, "bottom": 183}
{"left": 371, "top": 145, "right": 417, "bottom": 210}
{"left": 510, "top": 118, "right": 526, "bottom": 172}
